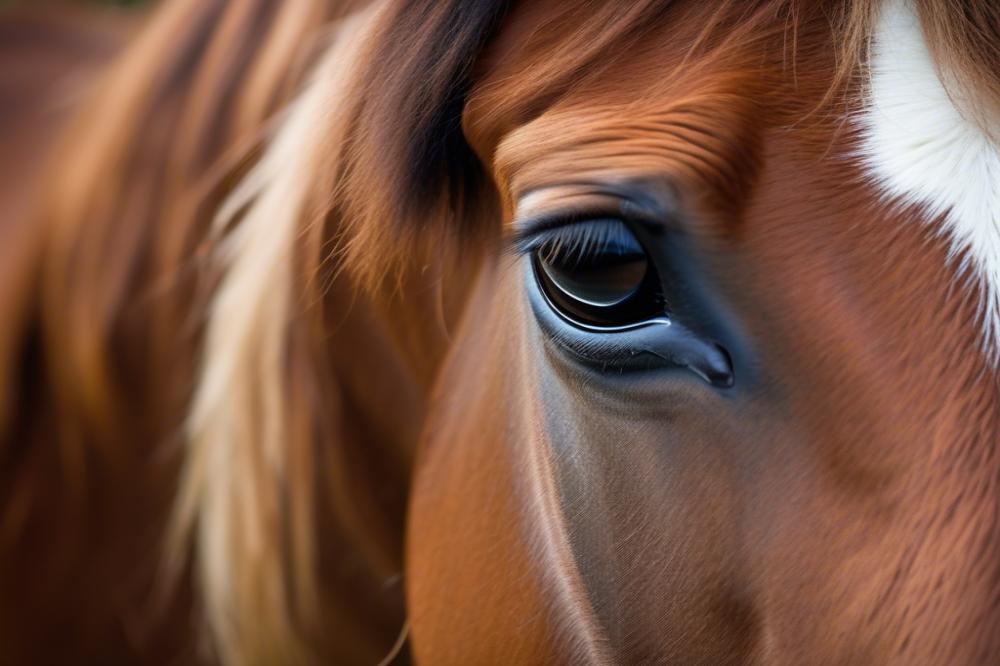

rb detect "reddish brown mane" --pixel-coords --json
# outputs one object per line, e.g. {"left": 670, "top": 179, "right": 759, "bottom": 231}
{"left": 1, "top": 0, "right": 998, "bottom": 663}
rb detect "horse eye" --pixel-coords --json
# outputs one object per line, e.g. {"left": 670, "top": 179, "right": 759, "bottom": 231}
{"left": 533, "top": 220, "right": 663, "bottom": 328}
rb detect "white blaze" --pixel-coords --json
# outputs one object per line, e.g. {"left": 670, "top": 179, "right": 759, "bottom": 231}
{"left": 861, "top": 0, "right": 1000, "bottom": 358}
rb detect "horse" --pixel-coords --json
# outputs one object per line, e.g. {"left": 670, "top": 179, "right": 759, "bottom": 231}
{"left": 1, "top": 0, "right": 998, "bottom": 663}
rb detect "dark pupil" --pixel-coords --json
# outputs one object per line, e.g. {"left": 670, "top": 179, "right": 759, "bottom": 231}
{"left": 539, "top": 244, "right": 647, "bottom": 307}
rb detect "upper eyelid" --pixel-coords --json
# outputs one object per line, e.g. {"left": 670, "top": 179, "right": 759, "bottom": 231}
{"left": 510, "top": 210, "right": 617, "bottom": 250}
{"left": 509, "top": 216, "right": 645, "bottom": 260}
{"left": 510, "top": 214, "right": 623, "bottom": 256}
{"left": 510, "top": 191, "right": 676, "bottom": 246}
{"left": 513, "top": 181, "right": 679, "bottom": 231}
{"left": 508, "top": 198, "right": 673, "bottom": 254}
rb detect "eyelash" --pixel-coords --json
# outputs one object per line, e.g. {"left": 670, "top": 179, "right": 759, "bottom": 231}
{"left": 512, "top": 217, "right": 638, "bottom": 259}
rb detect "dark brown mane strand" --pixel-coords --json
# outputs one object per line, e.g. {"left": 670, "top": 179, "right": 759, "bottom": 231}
{"left": 337, "top": 0, "right": 513, "bottom": 287}
{"left": 367, "top": 0, "right": 511, "bottom": 208}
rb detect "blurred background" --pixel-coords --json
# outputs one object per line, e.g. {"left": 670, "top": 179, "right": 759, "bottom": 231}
{"left": 1, "top": 0, "right": 150, "bottom": 7}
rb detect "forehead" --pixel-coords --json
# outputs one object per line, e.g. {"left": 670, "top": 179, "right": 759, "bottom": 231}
{"left": 463, "top": 0, "right": 829, "bottom": 208}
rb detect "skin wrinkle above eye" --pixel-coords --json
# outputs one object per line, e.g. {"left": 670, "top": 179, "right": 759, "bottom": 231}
{"left": 491, "top": 93, "right": 762, "bottom": 219}
{"left": 511, "top": 180, "right": 683, "bottom": 241}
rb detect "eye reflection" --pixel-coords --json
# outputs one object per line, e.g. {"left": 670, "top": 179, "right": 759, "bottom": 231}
{"left": 538, "top": 228, "right": 647, "bottom": 307}
{"left": 531, "top": 219, "right": 664, "bottom": 328}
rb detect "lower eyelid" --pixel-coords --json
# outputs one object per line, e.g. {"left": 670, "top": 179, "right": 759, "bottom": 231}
{"left": 526, "top": 260, "right": 734, "bottom": 387}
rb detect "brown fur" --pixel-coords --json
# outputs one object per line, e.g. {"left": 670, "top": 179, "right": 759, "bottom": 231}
{"left": 1, "top": 0, "right": 998, "bottom": 663}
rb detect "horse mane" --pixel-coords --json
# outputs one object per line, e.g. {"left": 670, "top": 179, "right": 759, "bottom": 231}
{"left": 2, "top": 0, "right": 998, "bottom": 664}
